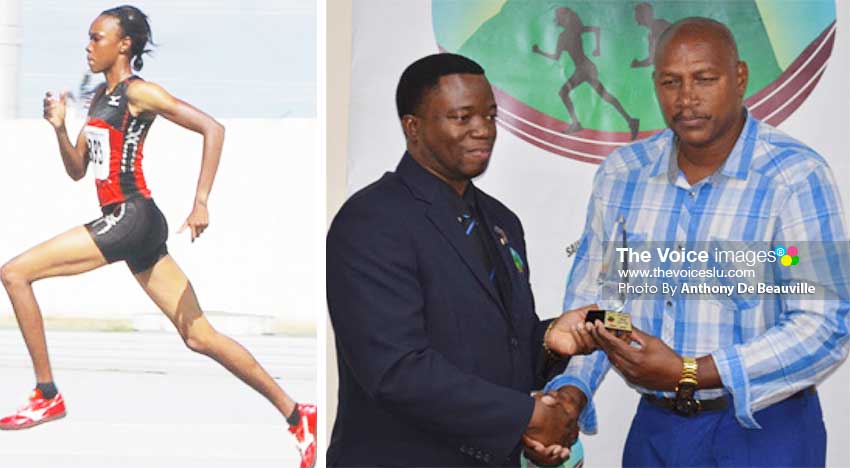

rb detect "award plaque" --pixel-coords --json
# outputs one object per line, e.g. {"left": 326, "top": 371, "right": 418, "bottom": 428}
{"left": 586, "top": 309, "right": 633, "bottom": 333}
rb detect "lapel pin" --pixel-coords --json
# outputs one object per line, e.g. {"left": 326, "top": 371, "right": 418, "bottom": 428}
{"left": 509, "top": 247, "right": 524, "bottom": 273}
{"left": 493, "top": 225, "right": 508, "bottom": 246}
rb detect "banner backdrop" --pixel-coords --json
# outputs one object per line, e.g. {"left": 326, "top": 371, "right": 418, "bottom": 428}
{"left": 346, "top": 1, "right": 849, "bottom": 466}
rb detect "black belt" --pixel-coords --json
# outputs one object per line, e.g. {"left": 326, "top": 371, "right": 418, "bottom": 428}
{"left": 643, "top": 386, "right": 816, "bottom": 413}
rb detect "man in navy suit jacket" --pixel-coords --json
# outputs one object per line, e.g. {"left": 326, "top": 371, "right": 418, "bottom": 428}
{"left": 327, "top": 54, "right": 590, "bottom": 467}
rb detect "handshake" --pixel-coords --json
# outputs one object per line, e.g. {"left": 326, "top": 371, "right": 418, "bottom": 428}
{"left": 523, "top": 386, "right": 585, "bottom": 465}
{"left": 522, "top": 305, "right": 633, "bottom": 465}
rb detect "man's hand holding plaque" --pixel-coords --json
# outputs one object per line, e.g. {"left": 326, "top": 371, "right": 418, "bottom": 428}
{"left": 589, "top": 323, "right": 683, "bottom": 391}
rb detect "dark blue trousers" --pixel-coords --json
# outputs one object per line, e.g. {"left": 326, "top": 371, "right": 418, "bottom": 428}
{"left": 623, "top": 391, "right": 826, "bottom": 467}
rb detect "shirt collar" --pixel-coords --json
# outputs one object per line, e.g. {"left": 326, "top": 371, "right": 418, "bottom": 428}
{"left": 718, "top": 109, "right": 758, "bottom": 180}
{"left": 647, "top": 130, "right": 675, "bottom": 179}
{"left": 647, "top": 109, "right": 757, "bottom": 184}
{"left": 397, "top": 151, "right": 479, "bottom": 208}
{"left": 438, "top": 176, "right": 477, "bottom": 217}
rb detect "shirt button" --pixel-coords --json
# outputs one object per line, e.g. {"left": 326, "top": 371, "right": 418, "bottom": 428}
{"left": 666, "top": 300, "right": 673, "bottom": 307}
{"left": 510, "top": 337, "right": 518, "bottom": 347}
{"left": 689, "top": 191, "right": 696, "bottom": 198}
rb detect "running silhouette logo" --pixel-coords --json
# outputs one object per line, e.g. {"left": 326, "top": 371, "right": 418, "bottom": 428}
{"left": 775, "top": 245, "right": 800, "bottom": 267}
{"left": 432, "top": 1, "right": 836, "bottom": 164}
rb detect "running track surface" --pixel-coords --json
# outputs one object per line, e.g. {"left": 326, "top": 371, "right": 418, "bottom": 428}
{"left": 0, "top": 330, "right": 316, "bottom": 467}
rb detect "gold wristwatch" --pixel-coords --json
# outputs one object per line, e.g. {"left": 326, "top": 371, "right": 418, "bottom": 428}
{"left": 673, "top": 357, "right": 699, "bottom": 416}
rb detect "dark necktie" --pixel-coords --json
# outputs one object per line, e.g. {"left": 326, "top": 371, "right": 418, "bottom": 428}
{"left": 460, "top": 209, "right": 495, "bottom": 282}
{"left": 461, "top": 205, "right": 515, "bottom": 313}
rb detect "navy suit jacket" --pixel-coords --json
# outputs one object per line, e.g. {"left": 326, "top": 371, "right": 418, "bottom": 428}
{"left": 327, "top": 153, "right": 556, "bottom": 467}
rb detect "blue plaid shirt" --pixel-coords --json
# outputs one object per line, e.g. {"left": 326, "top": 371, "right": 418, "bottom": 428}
{"left": 545, "top": 111, "right": 850, "bottom": 431}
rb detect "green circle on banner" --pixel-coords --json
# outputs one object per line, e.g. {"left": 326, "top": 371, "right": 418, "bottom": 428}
{"left": 432, "top": 1, "right": 836, "bottom": 164}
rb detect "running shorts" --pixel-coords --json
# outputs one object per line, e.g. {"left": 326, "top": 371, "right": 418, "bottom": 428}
{"left": 85, "top": 197, "right": 168, "bottom": 274}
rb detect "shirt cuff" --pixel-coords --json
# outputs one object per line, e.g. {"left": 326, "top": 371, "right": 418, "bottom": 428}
{"left": 543, "top": 375, "right": 598, "bottom": 434}
{"left": 711, "top": 345, "right": 761, "bottom": 429}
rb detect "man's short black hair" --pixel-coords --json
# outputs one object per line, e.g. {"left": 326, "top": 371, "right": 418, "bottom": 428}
{"left": 395, "top": 53, "right": 485, "bottom": 119}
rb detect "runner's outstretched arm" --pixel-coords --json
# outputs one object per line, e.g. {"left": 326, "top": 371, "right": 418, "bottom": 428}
{"left": 532, "top": 39, "right": 564, "bottom": 61}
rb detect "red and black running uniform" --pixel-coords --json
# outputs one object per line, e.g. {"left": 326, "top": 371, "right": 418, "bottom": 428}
{"left": 85, "top": 75, "right": 154, "bottom": 207}
{"left": 83, "top": 76, "right": 169, "bottom": 273}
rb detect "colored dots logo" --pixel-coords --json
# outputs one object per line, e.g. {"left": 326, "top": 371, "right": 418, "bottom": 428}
{"left": 775, "top": 245, "right": 799, "bottom": 267}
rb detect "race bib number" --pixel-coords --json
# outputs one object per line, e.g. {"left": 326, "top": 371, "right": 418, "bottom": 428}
{"left": 85, "top": 125, "right": 111, "bottom": 180}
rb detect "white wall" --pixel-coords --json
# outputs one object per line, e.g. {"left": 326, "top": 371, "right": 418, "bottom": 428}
{"left": 0, "top": 117, "right": 320, "bottom": 330}
{"left": 16, "top": 0, "right": 316, "bottom": 119}
{"left": 0, "top": 0, "right": 21, "bottom": 118}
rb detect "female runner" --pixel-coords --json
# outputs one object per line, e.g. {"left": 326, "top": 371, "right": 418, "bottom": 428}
{"left": 0, "top": 6, "right": 315, "bottom": 467}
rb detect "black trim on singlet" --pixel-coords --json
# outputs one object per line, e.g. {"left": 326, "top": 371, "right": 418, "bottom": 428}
{"left": 118, "top": 116, "right": 149, "bottom": 200}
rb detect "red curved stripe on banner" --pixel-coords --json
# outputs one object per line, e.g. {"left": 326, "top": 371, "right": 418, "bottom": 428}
{"left": 496, "top": 109, "right": 628, "bottom": 158}
{"left": 764, "top": 69, "right": 826, "bottom": 127}
{"left": 437, "top": 21, "right": 834, "bottom": 164}
{"left": 496, "top": 122, "right": 607, "bottom": 164}
{"left": 748, "top": 22, "right": 834, "bottom": 120}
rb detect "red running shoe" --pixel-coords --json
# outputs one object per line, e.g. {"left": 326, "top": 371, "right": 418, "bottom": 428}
{"left": 0, "top": 389, "right": 66, "bottom": 430}
{"left": 288, "top": 403, "right": 317, "bottom": 468}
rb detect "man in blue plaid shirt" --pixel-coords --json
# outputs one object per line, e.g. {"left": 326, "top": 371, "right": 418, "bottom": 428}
{"left": 543, "top": 17, "right": 850, "bottom": 467}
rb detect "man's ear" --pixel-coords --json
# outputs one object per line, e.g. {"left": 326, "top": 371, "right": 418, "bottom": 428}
{"left": 736, "top": 60, "right": 749, "bottom": 98}
{"left": 401, "top": 114, "right": 419, "bottom": 143}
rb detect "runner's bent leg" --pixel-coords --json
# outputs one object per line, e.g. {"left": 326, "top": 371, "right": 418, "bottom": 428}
{"left": 0, "top": 226, "right": 108, "bottom": 383}
{"left": 133, "top": 255, "right": 297, "bottom": 418}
